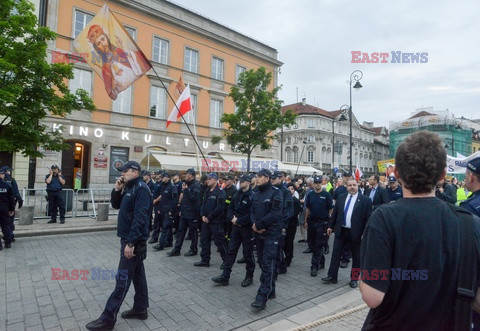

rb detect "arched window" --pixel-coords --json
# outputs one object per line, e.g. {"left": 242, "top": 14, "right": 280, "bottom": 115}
{"left": 293, "top": 146, "right": 299, "bottom": 163}
{"left": 286, "top": 147, "right": 292, "bottom": 162}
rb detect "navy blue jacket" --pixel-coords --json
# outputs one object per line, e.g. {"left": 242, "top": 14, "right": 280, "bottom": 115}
{"left": 387, "top": 185, "right": 403, "bottom": 201}
{"left": 228, "top": 188, "right": 253, "bottom": 227}
{"left": 251, "top": 182, "right": 283, "bottom": 234}
{"left": 145, "top": 179, "right": 155, "bottom": 194}
{"left": 0, "top": 179, "right": 15, "bottom": 212}
{"left": 152, "top": 182, "right": 163, "bottom": 200}
{"left": 460, "top": 189, "right": 480, "bottom": 217}
{"left": 224, "top": 184, "right": 238, "bottom": 218}
{"left": 158, "top": 181, "right": 178, "bottom": 214}
{"left": 180, "top": 180, "right": 200, "bottom": 219}
{"left": 201, "top": 185, "right": 226, "bottom": 223}
{"left": 111, "top": 177, "right": 152, "bottom": 243}
{"left": 275, "top": 183, "right": 293, "bottom": 229}
{"left": 4, "top": 174, "right": 22, "bottom": 203}
{"left": 45, "top": 174, "right": 64, "bottom": 192}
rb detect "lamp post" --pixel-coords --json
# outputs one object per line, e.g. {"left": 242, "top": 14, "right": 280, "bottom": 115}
{"left": 348, "top": 70, "right": 363, "bottom": 174}
{"left": 295, "top": 140, "right": 307, "bottom": 178}
{"left": 332, "top": 105, "right": 348, "bottom": 175}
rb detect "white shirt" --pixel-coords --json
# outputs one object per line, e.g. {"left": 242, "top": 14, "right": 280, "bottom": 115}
{"left": 343, "top": 192, "right": 358, "bottom": 229}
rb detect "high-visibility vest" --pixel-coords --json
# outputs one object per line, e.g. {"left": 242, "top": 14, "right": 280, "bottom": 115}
{"left": 456, "top": 187, "right": 470, "bottom": 205}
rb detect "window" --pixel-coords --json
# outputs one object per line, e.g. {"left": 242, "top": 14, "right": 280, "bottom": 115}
{"left": 211, "top": 57, "right": 224, "bottom": 81}
{"left": 210, "top": 99, "right": 223, "bottom": 128}
{"left": 236, "top": 65, "right": 246, "bottom": 83}
{"left": 184, "top": 94, "right": 197, "bottom": 124}
{"left": 149, "top": 85, "right": 166, "bottom": 119}
{"left": 113, "top": 86, "right": 132, "bottom": 114}
{"left": 153, "top": 37, "right": 169, "bottom": 65}
{"left": 286, "top": 147, "right": 292, "bottom": 162}
{"left": 307, "top": 119, "right": 315, "bottom": 128}
{"left": 307, "top": 151, "right": 314, "bottom": 163}
{"left": 293, "top": 147, "right": 299, "bottom": 163}
{"left": 184, "top": 48, "right": 198, "bottom": 73}
{"left": 74, "top": 11, "right": 93, "bottom": 38}
{"left": 286, "top": 137, "right": 291, "bottom": 144}
{"left": 70, "top": 68, "right": 92, "bottom": 96}
{"left": 124, "top": 26, "right": 136, "bottom": 40}
{"left": 307, "top": 135, "right": 315, "bottom": 143}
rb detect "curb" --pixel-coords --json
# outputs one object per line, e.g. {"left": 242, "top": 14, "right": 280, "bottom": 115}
{"left": 13, "top": 225, "right": 117, "bottom": 238}
{"left": 291, "top": 303, "right": 368, "bottom": 330}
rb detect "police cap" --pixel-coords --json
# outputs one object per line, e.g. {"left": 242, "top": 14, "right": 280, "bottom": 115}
{"left": 467, "top": 156, "right": 480, "bottom": 175}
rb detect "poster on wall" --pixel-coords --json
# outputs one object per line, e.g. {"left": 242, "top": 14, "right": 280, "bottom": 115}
{"left": 109, "top": 147, "right": 129, "bottom": 183}
{"left": 94, "top": 148, "right": 108, "bottom": 168}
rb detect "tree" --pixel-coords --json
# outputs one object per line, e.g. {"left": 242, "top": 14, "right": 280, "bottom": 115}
{"left": 212, "top": 67, "right": 296, "bottom": 172}
{"left": 0, "top": 0, "right": 95, "bottom": 157}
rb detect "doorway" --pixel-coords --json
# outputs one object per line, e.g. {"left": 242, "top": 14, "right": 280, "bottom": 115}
{"left": 61, "top": 140, "right": 90, "bottom": 189}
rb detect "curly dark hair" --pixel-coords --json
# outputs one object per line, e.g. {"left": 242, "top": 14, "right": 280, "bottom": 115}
{"left": 395, "top": 131, "right": 446, "bottom": 194}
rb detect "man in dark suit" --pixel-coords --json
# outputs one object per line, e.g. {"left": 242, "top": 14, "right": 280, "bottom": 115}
{"left": 363, "top": 175, "right": 390, "bottom": 210}
{"left": 322, "top": 178, "right": 372, "bottom": 288}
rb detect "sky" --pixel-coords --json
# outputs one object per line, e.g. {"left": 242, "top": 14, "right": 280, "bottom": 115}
{"left": 170, "top": 0, "right": 480, "bottom": 128}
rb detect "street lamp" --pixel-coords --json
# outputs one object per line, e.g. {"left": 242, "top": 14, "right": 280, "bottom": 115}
{"left": 348, "top": 70, "right": 363, "bottom": 174}
{"left": 295, "top": 140, "right": 307, "bottom": 178}
{"left": 332, "top": 105, "right": 348, "bottom": 175}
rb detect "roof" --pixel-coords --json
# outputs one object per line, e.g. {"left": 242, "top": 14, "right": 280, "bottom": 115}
{"left": 408, "top": 111, "right": 435, "bottom": 119}
{"left": 281, "top": 102, "right": 333, "bottom": 118}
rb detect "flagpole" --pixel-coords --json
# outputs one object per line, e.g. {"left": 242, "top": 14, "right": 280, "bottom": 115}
{"left": 192, "top": 108, "right": 202, "bottom": 176}
{"left": 149, "top": 66, "right": 212, "bottom": 173}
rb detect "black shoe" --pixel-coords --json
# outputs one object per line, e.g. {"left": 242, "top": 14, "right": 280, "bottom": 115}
{"left": 167, "top": 249, "right": 181, "bottom": 257}
{"left": 194, "top": 261, "right": 210, "bottom": 267}
{"left": 298, "top": 239, "right": 306, "bottom": 243}
{"left": 121, "top": 309, "right": 148, "bottom": 320}
{"left": 5, "top": 243, "right": 11, "bottom": 249}
{"left": 340, "top": 261, "right": 349, "bottom": 268}
{"left": 237, "top": 257, "right": 246, "bottom": 263}
{"left": 311, "top": 269, "right": 318, "bottom": 277}
{"left": 148, "top": 238, "right": 157, "bottom": 244}
{"left": 153, "top": 244, "right": 164, "bottom": 251}
{"left": 303, "top": 248, "right": 312, "bottom": 254}
{"left": 324, "top": 246, "right": 329, "bottom": 254}
{"left": 85, "top": 318, "right": 114, "bottom": 330}
{"left": 241, "top": 277, "right": 253, "bottom": 287}
{"left": 165, "top": 243, "right": 173, "bottom": 248}
{"left": 349, "top": 280, "right": 358, "bottom": 288}
{"left": 47, "top": 220, "right": 56, "bottom": 224}
{"left": 268, "top": 292, "right": 276, "bottom": 299}
{"left": 220, "top": 262, "right": 227, "bottom": 270}
{"left": 321, "top": 276, "right": 338, "bottom": 284}
{"left": 184, "top": 250, "right": 197, "bottom": 257}
{"left": 60, "top": 219, "right": 65, "bottom": 224}
{"left": 211, "top": 275, "right": 229, "bottom": 285}
{"left": 251, "top": 300, "right": 266, "bottom": 310}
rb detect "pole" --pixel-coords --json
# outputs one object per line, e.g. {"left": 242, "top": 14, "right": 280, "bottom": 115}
{"left": 332, "top": 119, "right": 334, "bottom": 174}
{"left": 295, "top": 141, "right": 307, "bottom": 177}
{"left": 349, "top": 85, "right": 353, "bottom": 175}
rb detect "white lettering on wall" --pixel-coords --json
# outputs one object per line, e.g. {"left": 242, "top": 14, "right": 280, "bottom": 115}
{"left": 53, "top": 123, "right": 62, "bottom": 133}
{"left": 79, "top": 126, "right": 88, "bottom": 136}
{"left": 184, "top": 138, "right": 189, "bottom": 147}
{"left": 94, "top": 128, "right": 104, "bottom": 138}
{"left": 219, "top": 143, "right": 225, "bottom": 151}
{"left": 121, "top": 132, "right": 129, "bottom": 141}
{"left": 203, "top": 141, "right": 209, "bottom": 149}
{"left": 144, "top": 134, "right": 152, "bottom": 143}
{"left": 69, "top": 125, "right": 74, "bottom": 135}
{"left": 166, "top": 137, "right": 171, "bottom": 145}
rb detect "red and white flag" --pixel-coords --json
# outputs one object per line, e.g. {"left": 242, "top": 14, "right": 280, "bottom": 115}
{"left": 166, "top": 84, "right": 192, "bottom": 128}
{"left": 355, "top": 163, "right": 363, "bottom": 181}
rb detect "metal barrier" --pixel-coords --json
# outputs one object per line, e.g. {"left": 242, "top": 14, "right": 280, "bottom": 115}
{"left": 19, "top": 188, "right": 118, "bottom": 220}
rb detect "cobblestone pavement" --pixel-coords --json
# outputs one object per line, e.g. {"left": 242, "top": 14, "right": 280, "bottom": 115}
{"left": 0, "top": 230, "right": 361, "bottom": 330}
{"left": 311, "top": 298, "right": 368, "bottom": 330}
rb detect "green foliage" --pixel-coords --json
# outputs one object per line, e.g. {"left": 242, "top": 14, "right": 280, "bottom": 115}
{"left": 212, "top": 67, "right": 296, "bottom": 171}
{"left": 0, "top": 0, "right": 96, "bottom": 157}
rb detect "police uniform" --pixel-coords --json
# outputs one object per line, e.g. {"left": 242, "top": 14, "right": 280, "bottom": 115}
{"left": 149, "top": 173, "right": 164, "bottom": 243}
{"left": 211, "top": 174, "right": 255, "bottom": 286}
{"left": 195, "top": 173, "right": 227, "bottom": 266}
{"left": 141, "top": 170, "right": 155, "bottom": 231}
{"left": 251, "top": 169, "right": 283, "bottom": 310}
{"left": 170, "top": 168, "right": 201, "bottom": 256}
{"left": 222, "top": 175, "right": 238, "bottom": 241}
{"left": 172, "top": 174, "right": 183, "bottom": 233}
{"left": 154, "top": 174, "right": 178, "bottom": 250}
{"left": 460, "top": 157, "right": 480, "bottom": 217}
{"left": 86, "top": 161, "right": 152, "bottom": 330}
{"left": 45, "top": 165, "right": 65, "bottom": 223}
{"left": 387, "top": 176, "right": 403, "bottom": 201}
{"left": 1, "top": 166, "right": 22, "bottom": 241}
{"left": 0, "top": 169, "right": 15, "bottom": 249}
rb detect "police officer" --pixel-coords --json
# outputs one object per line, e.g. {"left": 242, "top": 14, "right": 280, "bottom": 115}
{"left": 461, "top": 156, "right": 480, "bottom": 217}
{"left": 304, "top": 176, "right": 334, "bottom": 277}
{"left": 387, "top": 175, "right": 403, "bottom": 201}
{"left": 194, "top": 173, "right": 227, "bottom": 267}
{"left": 149, "top": 171, "right": 164, "bottom": 244}
{"left": 167, "top": 168, "right": 200, "bottom": 257}
{"left": 222, "top": 173, "right": 237, "bottom": 241}
{"left": 271, "top": 170, "right": 293, "bottom": 276}
{"left": 153, "top": 173, "right": 178, "bottom": 251}
{"left": 0, "top": 168, "right": 15, "bottom": 250}
{"left": 250, "top": 169, "right": 283, "bottom": 310}
{"left": 211, "top": 174, "right": 255, "bottom": 286}
{"left": 86, "top": 161, "right": 151, "bottom": 330}
{"left": 141, "top": 170, "right": 155, "bottom": 192}
{"left": 171, "top": 172, "right": 183, "bottom": 234}
{"left": 1, "top": 166, "right": 23, "bottom": 242}
{"left": 45, "top": 165, "right": 66, "bottom": 224}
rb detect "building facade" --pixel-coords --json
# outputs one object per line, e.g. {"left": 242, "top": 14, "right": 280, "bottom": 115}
{"left": 6, "top": 0, "right": 284, "bottom": 190}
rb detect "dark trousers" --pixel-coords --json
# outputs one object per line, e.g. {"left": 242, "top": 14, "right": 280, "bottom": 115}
{"left": 199, "top": 222, "right": 227, "bottom": 263}
{"left": 310, "top": 221, "right": 328, "bottom": 270}
{"left": 327, "top": 228, "right": 360, "bottom": 280}
{"left": 100, "top": 240, "right": 148, "bottom": 325}
{"left": 47, "top": 190, "right": 65, "bottom": 221}
{"left": 307, "top": 223, "right": 314, "bottom": 250}
{"left": 255, "top": 234, "right": 280, "bottom": 303}
{"left": 174, "top": 217, "right": 198, "bottom": 252}
{"left": 284, "top": 222, "right": 297, "bottom": 265}
{"left": 0, "top": 211, "right": 13, "bottom": 245}
{"left": 222, "top": 225, "right": 255, "bottom": 279}
{"left": 151, "top": 208, "right": 162, "bottom": 242}
{"left": 275, "top": 234, "right": 287, "bottom": 276}
{"left": 9, "top": 213, "right": 15, "bottom": 239}
{"left": 159, "top": 213, "right": 173, "bottom": 248}
{"left": 224, "top": 219, "right": 233, "bottom": 240}
{"left": 341, "top": 243, "right": 352, "bottom": 263}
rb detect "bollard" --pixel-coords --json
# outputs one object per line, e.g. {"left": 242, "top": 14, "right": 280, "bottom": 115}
{"left": 97, "top": 203, "right": 109, "bottom": 222}
{"left": 18, "top": 206, "right": 34, "bottom": 225}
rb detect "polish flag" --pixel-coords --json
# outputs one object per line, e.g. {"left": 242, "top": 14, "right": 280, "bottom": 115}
{"left": 166, "top": 84, "right": 192, "bottom": 128}
{"left": 355, "top": 164, "right": 363, "bottom": 181}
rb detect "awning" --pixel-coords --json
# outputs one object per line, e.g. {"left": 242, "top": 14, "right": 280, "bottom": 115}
{"left": 141, "top": 152, "right": 224, "bottom": 171}
{"left": 276, "top": 162, "right": 323, "bottom": 176}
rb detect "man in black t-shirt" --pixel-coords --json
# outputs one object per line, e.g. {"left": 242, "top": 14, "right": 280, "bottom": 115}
{"left": 360, "top": 131, "right": 480, "bottom": 330}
